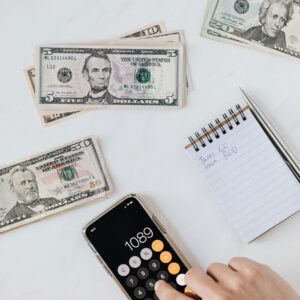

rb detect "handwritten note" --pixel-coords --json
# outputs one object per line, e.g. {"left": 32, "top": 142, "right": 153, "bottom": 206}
{"left": 186, "top": 106, "right": 300, "bottom": 243}
{"left": 199, "top": 142, "right": 238, "bottom": 170}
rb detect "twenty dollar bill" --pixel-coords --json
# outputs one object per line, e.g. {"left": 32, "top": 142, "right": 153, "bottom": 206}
{"left": 0, "top": 136, "right": 112, "bottom": 233}
{"left": 202, "top": 0, "right": 300, "bottom": 60}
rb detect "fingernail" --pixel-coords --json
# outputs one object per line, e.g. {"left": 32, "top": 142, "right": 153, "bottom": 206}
{"left": 154, "top": 280, "right": 162, "bottom": 292}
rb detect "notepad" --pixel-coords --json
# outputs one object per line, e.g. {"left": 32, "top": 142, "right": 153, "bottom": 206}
{"left": 185, "top": 104, "right": 300, "bottom": 243}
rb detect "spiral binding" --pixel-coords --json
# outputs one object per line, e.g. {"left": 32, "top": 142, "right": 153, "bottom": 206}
{"left": 188, "top": 104, "right": 247, "bottom": 152}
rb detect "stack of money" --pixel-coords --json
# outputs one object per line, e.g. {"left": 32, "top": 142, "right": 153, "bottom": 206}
{"left": 25, "top": 22, "right": 192, "bottom": 126}
{"left": 0, "top": 136, "right": 112, "bottom": 233}
{"left": 201, "top": 0, "right": 300, "bottom": 60}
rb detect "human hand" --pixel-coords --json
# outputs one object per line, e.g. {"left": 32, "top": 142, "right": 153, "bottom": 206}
{"left": 155, "top": 257, "right": 300, "bottom": 300}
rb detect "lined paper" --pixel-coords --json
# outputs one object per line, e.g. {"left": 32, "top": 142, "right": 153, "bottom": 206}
{"left": 186, "top": 107, "right": 300, "bottom": 243}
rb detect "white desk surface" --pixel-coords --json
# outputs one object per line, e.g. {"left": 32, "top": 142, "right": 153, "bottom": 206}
{"left": 1, "top": 0, "right": 299, "bottom": 299}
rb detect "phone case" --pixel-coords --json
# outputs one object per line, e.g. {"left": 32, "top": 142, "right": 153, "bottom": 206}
{"left": 82, "top": 193, "right": 191, "bottom": 299}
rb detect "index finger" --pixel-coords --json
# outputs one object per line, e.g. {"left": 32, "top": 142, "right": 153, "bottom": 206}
{"left": 185, "top": 268, "right": 224, "bottom": 299}
{"left": 154, "top": 280, "right": 193, "bottom": 300}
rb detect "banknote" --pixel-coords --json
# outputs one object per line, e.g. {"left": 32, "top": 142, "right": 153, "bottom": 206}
{"left": 201, "top": 0, "right": 268, "bottom": 51}
{"left": 0, "top": 136, "right": 112, "bottom": 233}
{"left": 24, "top": 67, "right": 81, "bottom": 125}
{"left": 25, "top": 22, "right": 167, "bottom": 126}
{"left": 118, "top": 21, "right": 166, "bottom": 38}
{"left": 116, "top": 31, "right": 193, "bottom": 91}
{"left": 36, "top": 44, "right": 186, "bottom": 109}
{"left": 130, "top": 31, "right": 186, "bottom": 43}
{"left": 202, "top": 0, "right": 300, "bottom": 59}
{"left": 201, "top": 26, "right": 262, "bottom": 52}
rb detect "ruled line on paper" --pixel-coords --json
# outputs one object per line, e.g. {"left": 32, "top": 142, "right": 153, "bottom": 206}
{"left": 186, "top": 106, "right": 300, "bottom": 243}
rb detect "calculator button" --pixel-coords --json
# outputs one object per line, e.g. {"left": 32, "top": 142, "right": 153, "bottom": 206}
{"left": 117, "top": 264, "right": 130, "bottom": 277}
{"left": 168, "top": 262, "right": 180, "bottom": 275}
{"left": 145, "top": 278, "right": 156, "bottom": 291}
{"left": 160, "top": 251, "right": 172, "bottom": 264}
{"left": 157, "top": 270, "right": 169, "bottom": 281}
{"left": 176, "top": 273, "right": 186, "bottom": 286}
{"left": 140, "top": 248, "right": 153, "bottom": 260}
{"left": 134, "top": 287, "right": 146, "bottom": 299}
{"left": 126, "top": 275, "right": 138, "bottom": 288}
{"left": 137, "top": 267, "right": 149, "bottom": 280}
{"left": 148, "top": 259, "right": 161, "bottom": 272}
{"left": 151, "top": 240, "right": 164, "bottom": 252}
{"left": 129, "top": 256, "right": 142, "bottom": 268}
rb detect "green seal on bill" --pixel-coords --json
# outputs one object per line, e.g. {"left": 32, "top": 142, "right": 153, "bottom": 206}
{"left": 136, "top": 68, "right": 151, "bottom": 83}
{"left": 59, "top": 166, "right": 77, "bottom": 181}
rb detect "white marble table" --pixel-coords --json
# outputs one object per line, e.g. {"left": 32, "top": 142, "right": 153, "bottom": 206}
{"left": 0, "top": 0, "right": 299, "bottom": 299}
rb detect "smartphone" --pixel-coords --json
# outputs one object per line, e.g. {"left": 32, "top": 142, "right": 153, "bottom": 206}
{"left": 83, "top": 193, "right": 191, "bottom": 299}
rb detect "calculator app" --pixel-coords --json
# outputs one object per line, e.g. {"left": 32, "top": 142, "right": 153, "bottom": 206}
{"left": 85, "top": 197, "right": 190, "bottom": 299}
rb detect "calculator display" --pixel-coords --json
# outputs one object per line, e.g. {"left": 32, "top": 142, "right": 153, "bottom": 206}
{"left": 85, "top": 196, "right": 189, "bottom": 299}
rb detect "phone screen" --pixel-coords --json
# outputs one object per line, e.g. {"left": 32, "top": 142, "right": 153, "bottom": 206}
{"left": 85, "top": 196, "right": 189, "bottom": 299}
